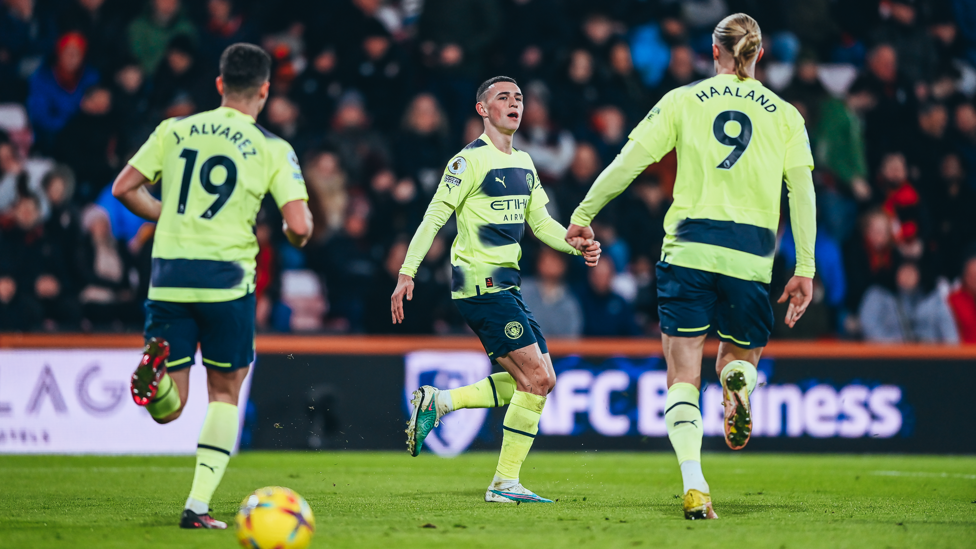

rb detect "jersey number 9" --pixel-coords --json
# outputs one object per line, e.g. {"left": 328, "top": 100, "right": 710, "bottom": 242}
{"left": 712, "top": 110, "right": 752, "bottom": 170}
{"left": 176, "top": 148, "right": 238, "bottom": 218}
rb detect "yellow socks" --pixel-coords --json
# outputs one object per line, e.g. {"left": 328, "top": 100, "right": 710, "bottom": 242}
{"left": 447, "top": 372, "right": 515, "bottom": 410}
{"left": 666, "top": 383, "right": 708, "bottom": 493}
{"left": 495, "top": 391, "right": 545, "bottom": 480}
{"left": 186, "top": 402, "right": 239, "bottom": 513}
{"left": 146, "top": 373, "right": 181, "bottom": 419}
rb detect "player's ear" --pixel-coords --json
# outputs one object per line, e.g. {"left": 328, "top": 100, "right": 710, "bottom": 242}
{"left": 757, "top": 46, "right": 764, "bottom": 63}
{"left": 215, "top": 76, "right": 224, "bottom": 96}
{"left": 712, "top": 44, "right": 720, "bottom": 61}
{"left": 476, "top": 101, "right": 487, "bottom": 118}
{"left": 259, "top": 81, "right": 270, "bottom": 100}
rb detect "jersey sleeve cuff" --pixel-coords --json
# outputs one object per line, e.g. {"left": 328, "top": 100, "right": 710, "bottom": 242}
{"left": 128, "top": 161, "right": 158, "bottom": 183}
{"left": 398, "top": 266, "right": 417, "bottom": 278}
{"left": 569, "top": 211, "right": 592, "bottom": 228}
{"left": 794, "top": 266, "right": 816, "bottom": 278}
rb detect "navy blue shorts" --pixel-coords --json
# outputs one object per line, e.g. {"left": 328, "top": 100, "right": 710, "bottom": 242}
{"left": 143, "top": 293, "right": 255, "bottom": 372}
{"left": 454, "top": 288, "right": 548, "bottom": 360}
{"left": 656, "top": 262, "right": 773, "bottom": 349}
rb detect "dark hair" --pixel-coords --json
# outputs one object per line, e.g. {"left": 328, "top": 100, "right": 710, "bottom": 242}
{"left": 219, "top": 43, "right": 272, "bottom": 96}
{"left": 476, "top": 76, "right": 517, "bottom": 103}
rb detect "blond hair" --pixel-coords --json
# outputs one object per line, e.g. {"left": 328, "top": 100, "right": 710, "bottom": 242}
{"left": 713, "top": 13, "right": 762, "bottom": 80}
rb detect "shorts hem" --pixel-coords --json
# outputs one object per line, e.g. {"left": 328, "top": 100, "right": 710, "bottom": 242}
{"left": 716, "top": 331, "right": 766, "bottom": 349}
{"left": 661, "top": 326, "right": 710, "bottom": 338}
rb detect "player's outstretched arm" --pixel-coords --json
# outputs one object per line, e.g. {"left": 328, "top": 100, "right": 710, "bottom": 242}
{"left": 112, "top": 164, "right": 161, "bottom": 222}
{"left": 281, "top": 199, "right": 313, "bottom": 248}
{"left": 781, "top": 165, "right": 817, "bottom": 328}
{"left": 392, "top": 199, "right": 454, "bottom": 324}
{"left": 526, "top": 205, "right": 601, "bottom": 266}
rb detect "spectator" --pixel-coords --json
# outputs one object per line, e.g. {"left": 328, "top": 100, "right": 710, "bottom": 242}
{"left": 149, "top": 35, "right": 218, "bottom": 119}
{"left": 0, "top": 133, "right": 53, "bottom": 217}
{"left": 579, "top": 256, "right": 640, "bottom": 336}
{"left": 26, "top": 31, "right": 99, "bottom": 153}
{"left": 77, "top": 205, "right": 137, "bottom": 328}
{"left": 870, "top": 0, "right": 939, "bottom": 83}
{"left": 53, "top": 86, "right": 117, "bottom": 203}
{"left": 417, "top": 0, "right": 500, "bottom": 135}
{"left": 859, "top": 261, "right": 958, "bottom": 343}
{"left": 512, "top": 92, "right": 576, "bottom": 181}
{"left": 844, "top": 209, "right": 903, "bottom": 317}
{"left": 553, "top": 48, "right": 606, "bottom": 131}
{"left": 326, "top": 94, "right": 391, "bottom": 184}
{"left": 953, "top": 102, "right": 976, "bottom": 192}
{"left": 57, "top": 0, "right": 126, "bottom": 74}
{"left": 906, "top": 103, "right": 950, "bottom": 194}
{"left": 394, "top": 93, "right": 452, "bottom": 196}
{"left": 653, "top": 45, "right": 698, "bottom": 103}
{"left": 41, "top": 165, "right": 82, "bottom": 283}
{"left": 554, "top": 142, "right": 601, "bottom": 226}
{"left": 520, "top": 247, "right": 583, "bottom": 337}
{"left": 302, "top": 149, "right": 348, "bottom": 243}
{"left": 110, "top": 58, "right": 152, "bottom": 156}
{"left": 262, "top": 95, "right": 312, "bottom": 160}
{"left": 364, "top": 237, "right": 438, "bottom": 334}
{"left": 199, "top": 0, "right": 256, "bottom": 68}
{"left": 496, "top": 0, "right": 570, "bottom": 82}
{"left": 606, "top": 40, "right": 652, "bottom": 125}
{"left": 782, "top": 51, "right": 828, "bottom": 129}
{"left": 876, "top": 152, "right": 924, "bottom": 259}
{"left": 618, "top": 178, "right": 669, "bottom": 260}
{"left": 588, "top": 104, "right": 627, "bottom": 166}
{"left": 0, "top": 0, "right": 57, "bottom": 102}
{"left": 0, "top": 194, "right": 81, "bottom": 329}
{"left": 852, "top": 44, "right": 916, "bottom": 168}
{"left": 930, "top": 154, "right": 976, "bottom": 278}
{"left": 290, "top": 44, "right": 344, "bottom": 130}
{"left": 308, "top": 199, "right": 377, "bottom": 333}
{"left": 127, "top": 0, "right": 197, "bottom": 74}
{"left": 948, "top": 254, "right": 976, "bottom": 343}
{"left": 350, "top": 20, "right": 407, "bottom": 131}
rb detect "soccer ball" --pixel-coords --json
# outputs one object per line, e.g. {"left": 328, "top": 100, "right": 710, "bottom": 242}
{"left": 235, "top": 486, "right": 315, "bottom": 549}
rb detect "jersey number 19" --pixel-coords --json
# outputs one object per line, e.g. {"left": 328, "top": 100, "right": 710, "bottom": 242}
{"left": 712, "top": 110, "right": 753, "bottom": 170}
{"left": 176, "top": 148, "right": 238, "bottom": 219}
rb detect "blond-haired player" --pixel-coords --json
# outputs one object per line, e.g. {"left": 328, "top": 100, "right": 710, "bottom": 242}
{"left": 567, "top": 13, "right": 816, "bottom": 519}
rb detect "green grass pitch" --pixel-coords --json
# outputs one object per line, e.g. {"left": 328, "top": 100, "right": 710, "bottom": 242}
{"left": 1, "top": 452, "right": 973, "bottom": 548}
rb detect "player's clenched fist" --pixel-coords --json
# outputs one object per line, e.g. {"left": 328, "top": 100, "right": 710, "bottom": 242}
{"left": 580, "top": 239, "right": 601, "bottom": 267}
{"left": 391, "top": 273, "right": 415, "bottom": 324}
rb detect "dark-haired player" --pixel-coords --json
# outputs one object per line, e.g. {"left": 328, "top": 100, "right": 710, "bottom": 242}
{"left": 566, "top": 14, "right": 816, "bottom": 519}
{"left": 112, "top": 43, "right": 312, "bottom": 529}
{"left": 392, "top": 76, "right": 601, "bottom": 503}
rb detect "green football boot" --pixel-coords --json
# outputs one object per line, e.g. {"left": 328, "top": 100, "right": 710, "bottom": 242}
{"left": 406, "top": 385, "right": 442, "bottom": 457}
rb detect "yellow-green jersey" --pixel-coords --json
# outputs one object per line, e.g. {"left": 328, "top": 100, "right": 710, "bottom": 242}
{"left": 129, "top": 106, "right": 309, "bottom": 303}
{"left": 400, "top": 134, "right": 579, "bottom": 299}
{"left": 572, "top": 73, "right": 816, "bottom": 283}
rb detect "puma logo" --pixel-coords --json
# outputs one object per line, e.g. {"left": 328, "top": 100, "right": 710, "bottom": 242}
{"left": 673, "top": 420, "right": 698, "bottom": 428}
{"left": 199, "top": 463, "right": 216, "bottom": 473}
{"left": 495, "top": 176, "right": 506, "bottom": 188}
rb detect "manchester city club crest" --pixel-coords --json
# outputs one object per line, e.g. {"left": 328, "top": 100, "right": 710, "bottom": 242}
{"left": 526, "top": 172, "right": 533, "bottom": 189}
{"left": 404, "top": 351, "right": 491, "bottom": 456}
{"left": 504, "top": 321, "right": 524, "bottom": 339}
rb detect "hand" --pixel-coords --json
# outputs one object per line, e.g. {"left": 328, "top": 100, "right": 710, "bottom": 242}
{"left": 565, "top": 224, "right": 594, "bottom": 250}
{"left": 581, "top": 240, "right": 601, "bottom": 267}
{"left": 777, "top": 276, "right": 813, "bottom": 328}
{"left": 391, "top": 273, "right": 415, "bottom": 324}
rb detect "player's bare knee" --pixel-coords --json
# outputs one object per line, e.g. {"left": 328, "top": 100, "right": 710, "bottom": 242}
{"left": 546, "top": 373, "right": 556, "bottom": 394}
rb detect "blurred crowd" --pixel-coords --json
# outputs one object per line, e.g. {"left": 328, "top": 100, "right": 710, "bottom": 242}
{"left": 1, "top": 0, "right": 976, "bottom": 343}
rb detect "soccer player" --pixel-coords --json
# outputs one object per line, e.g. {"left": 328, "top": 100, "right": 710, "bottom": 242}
{"left": 391, "top": 76, "right": 601, "bottom": 503}
{"left": 566, "top": 14, "right": 816, "bottom": 519}
{"left": 112, "top": 43, "right": 312, "bottom": 529}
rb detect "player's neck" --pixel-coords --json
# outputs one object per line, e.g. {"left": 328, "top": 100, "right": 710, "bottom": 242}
{"left": 714, "top": 64, "right": 756, "bottom": 79}
{"left": 220, "top": 98, "right": 260, "bottom": 121}
{"left": 483, "top": 124, "right": 515, "bottom": 155}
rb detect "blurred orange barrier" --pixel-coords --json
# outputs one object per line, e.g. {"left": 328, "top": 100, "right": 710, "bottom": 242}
{"left": 1, "top": 333, "right": 974, "bottom": 359}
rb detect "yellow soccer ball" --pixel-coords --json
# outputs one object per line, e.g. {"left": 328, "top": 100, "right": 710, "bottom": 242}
{"left": 235, "top": 486, "right": 315, "bottom": 549}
